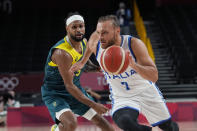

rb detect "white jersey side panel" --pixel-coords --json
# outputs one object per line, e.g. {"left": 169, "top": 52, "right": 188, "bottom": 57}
{"left": 96, "top": 35, "right": 153, "bottom": 98}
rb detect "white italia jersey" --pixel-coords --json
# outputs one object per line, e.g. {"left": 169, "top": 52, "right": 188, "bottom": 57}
{"left": 96, "top": 35, "right": 171, "bottom": 126}
{"left": 96, "top": 35, "right": 152, "bottom": 98}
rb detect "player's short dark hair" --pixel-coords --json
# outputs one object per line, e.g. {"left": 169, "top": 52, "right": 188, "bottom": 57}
{"left": 64, "top": 11, "right": 83, "bottom": 26}
{"left": 98, "top": 15, "right": 120, "bottom": 27}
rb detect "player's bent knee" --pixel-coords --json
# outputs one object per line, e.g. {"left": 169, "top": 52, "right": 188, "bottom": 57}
{"left": 158, "top": 119, "right": 179, "bottom": 131}
{"left": 113, "top": 108, "right": 139, "bottom": 130}
{"left": 63, "top": 118, "right": 77, "bottom": 130}
{"left": 58, "top": 111, "right": 77, "bottom": 131}
{"left": 113, "top": 113, "right": 137, "bottom": 130}
{"left": 60, "top": 120, "right": 77, "bottom": 131}
{"left": 67, "top": 121, "right": 77, "bottom": 130}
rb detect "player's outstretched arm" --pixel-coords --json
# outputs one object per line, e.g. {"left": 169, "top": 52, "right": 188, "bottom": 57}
{"left": 52, "top": 49, "right": 108, "bottom": 115}
{"left": 70, "top": 31, "right": 99, "bottom": 73}
{"left": 129, "top": 38, "right": 158, "bottom": 83}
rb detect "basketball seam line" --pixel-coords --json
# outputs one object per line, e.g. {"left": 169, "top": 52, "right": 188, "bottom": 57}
{"left": 102, "top": 48, "right": 111, "bottom": 74}
{"left": 114, "top": 48, "right": 125, "bottom": 75}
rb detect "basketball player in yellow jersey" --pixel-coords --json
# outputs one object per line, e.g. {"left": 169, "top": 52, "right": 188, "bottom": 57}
{"left": 71, "top": 15, "right": 179, "bottom": 131}
{"left": 41, "top": 13, "right": 114, "bottom": 131}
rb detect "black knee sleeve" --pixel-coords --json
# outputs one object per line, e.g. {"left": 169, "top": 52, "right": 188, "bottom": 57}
{"left": 113, "top": 112, "right": 137, "bottom": 130}
{"left": 158, "top": 119, "right": 179, "bottom": 131}
{"left": 112, "top": 108, "right": 152, "bottom": 131}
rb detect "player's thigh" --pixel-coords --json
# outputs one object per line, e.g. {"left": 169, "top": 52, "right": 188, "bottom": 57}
{"left": 58, "top": 110, "right": 77, "bottom": 129}
{"left": 111, "top": 96, "right": 141, "bottom": 116}
{"left": 140, "top": 85, "right": 171, "bottom": 126}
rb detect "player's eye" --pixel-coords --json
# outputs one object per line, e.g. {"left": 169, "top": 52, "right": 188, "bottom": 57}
{"left": 72, "top": 26, "right": 77, "bottom": 29}
{"left": 79, "top": 25, "right": 84, "bottom": 28}
{"left": 102, "top": 31, "right": 108, "bottom": 35}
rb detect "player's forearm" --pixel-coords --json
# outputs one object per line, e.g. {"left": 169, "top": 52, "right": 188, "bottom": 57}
{"left": 66, "top": 83, "right": 96, "bottom": 107}
{"left": 132, "top": 63, "right": 158, "bottom": 82}
{"left": 81, "top": 46, "right": 93, "bottom": 65}
{"left": 81, "top": 31, "right": 98, "bottom": 64}
{"left": 88, "top": 91, "right": 101, "bottom": 100}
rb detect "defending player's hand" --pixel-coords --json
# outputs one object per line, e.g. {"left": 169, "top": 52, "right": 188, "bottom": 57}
{"left": 93, "top": 103, "right": 109, "bottom": 115}
{"left": 70, "top": 62, "right": 84, "bottom": 75}
{"left": 88, "top": 31, "right": 100, "bottom": 51}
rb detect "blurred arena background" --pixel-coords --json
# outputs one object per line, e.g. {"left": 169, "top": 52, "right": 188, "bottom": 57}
{"left": 0, "top": 0, "right": 197, "bottom": 130}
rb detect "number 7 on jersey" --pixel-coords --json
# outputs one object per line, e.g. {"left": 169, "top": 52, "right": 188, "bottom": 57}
{"left": 121, "top": 82, "right": 130, "bottom": 90}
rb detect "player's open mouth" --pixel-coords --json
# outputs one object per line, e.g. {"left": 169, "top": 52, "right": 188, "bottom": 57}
{"left": 76, "top": 35, "right": 83, "bottom": 38}
{"left": 101, "top": 41, "right": 106, "bottom": 44}
{"left": 101, "top": 43, "right": 108, "bottom": 47}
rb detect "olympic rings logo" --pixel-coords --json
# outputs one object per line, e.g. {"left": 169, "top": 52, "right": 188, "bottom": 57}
{"left": 0, "top": 77, "right": 19, "bottom": 91}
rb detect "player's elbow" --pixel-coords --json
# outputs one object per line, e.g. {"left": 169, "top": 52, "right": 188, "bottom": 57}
{"left": 151, "top": 75, "right": 158, "bottom": 83}
{"left": 151, "top": 69, "right": 158, "bottom": 83}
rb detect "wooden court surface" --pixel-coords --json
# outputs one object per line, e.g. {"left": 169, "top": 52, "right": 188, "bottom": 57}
{"left": 0, "top": 121, "right": 197, "bottom": 131}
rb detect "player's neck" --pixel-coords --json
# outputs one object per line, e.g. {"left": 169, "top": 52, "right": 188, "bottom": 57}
{"left": 66, "top": 36, "right": 81, "bottom": 49}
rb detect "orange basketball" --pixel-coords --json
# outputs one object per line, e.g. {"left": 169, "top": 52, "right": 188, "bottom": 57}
{"left": 100, "top": 45, "right": 129, "bottom": 75}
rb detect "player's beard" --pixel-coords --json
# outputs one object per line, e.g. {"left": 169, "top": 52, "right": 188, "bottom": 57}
{"left": 106, "top": 31, "right": 116, "bottom": 48}
{"left": 70, "top": 33, "right": 84, "bottom": 42}
{"left": 107, "top": 39, "right": 115, "bottom": 48}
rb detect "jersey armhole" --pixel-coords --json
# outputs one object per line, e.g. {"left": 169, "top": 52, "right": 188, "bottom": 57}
{"left": 48, "top": 48, "right": 58, "bottom": 67}
{"left": 95, "top": 42, "right": 100, "bottom": 59}
{"left": 49, "top": 48, "right": 75, "bottom": 66}
{"left": 128, "top": 36, "right": 137, "bottom": 62}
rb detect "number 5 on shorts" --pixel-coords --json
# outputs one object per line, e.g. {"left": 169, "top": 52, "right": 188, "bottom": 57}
{"left": 121, "top": 82, "right": 130, "bottom": 90}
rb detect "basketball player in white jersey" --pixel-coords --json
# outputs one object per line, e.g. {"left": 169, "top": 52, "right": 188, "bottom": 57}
{"left": 70, "top": 15, "right": 179, "bottom": 131}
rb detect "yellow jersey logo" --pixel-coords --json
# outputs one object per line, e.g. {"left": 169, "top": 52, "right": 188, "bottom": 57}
{"left": 53, "top": 101, "right": 57, "bottom": 107}
{"left": 75, "top": 56, "right": 78, "bottom": 62}
{"left": 75, "top": 70, "right": 81, "bottom": 76}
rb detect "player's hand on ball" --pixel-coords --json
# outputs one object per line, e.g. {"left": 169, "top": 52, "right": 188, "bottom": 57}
{"left": 93, "top": 103, "right": 109, "bottom": 115}
{"left": 125, "top": 50, "right": 136, "bottom": 68}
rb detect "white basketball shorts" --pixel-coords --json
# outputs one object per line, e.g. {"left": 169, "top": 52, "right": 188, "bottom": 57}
{"left": 111, "top": 84, "right": 171, "bottom": 127}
